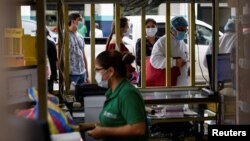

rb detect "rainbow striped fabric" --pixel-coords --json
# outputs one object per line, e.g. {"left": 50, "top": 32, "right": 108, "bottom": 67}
{"left": 17, "top": 87, "right": 79, "bottom": 134}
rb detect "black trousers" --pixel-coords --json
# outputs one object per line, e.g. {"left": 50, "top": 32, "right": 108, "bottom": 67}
{"left": 48, "top": 79, "right": 54, "bottom": 94}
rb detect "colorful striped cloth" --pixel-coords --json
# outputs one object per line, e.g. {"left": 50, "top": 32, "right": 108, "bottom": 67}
{"left": 17, "top": 87, "right": 79, "bottom": 134}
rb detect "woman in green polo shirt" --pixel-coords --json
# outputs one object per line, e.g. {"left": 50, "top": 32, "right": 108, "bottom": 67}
{"left": 88, "top": 50, "right": 148, "bottom": 141}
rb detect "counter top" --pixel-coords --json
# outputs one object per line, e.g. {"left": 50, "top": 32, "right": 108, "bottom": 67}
{"left": 142, "top": 90, "right": 220, "bottom": 104}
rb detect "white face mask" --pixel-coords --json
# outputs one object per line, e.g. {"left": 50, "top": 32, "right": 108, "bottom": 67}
{"left": 123, "top": 28, "right": 130, "bottom": 37}
{"left": 95, "top": 71, "right": 108, "bottom": 88}
{"left": 146, "top": 28, "right": 157, "bottom": 37}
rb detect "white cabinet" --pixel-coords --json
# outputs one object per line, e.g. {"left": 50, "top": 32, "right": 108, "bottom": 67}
{"left": 6, "top": 66, "right": 37, "bottom": 107}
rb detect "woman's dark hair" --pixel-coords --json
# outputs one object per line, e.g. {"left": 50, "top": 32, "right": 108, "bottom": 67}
{"left": 120, "top": 17, "right": 129, "bottom": 29}
{"left": 146, "top": 18, "right": 156, "bottom": 25}
{"left": 68, "top": 13, "right": 81, "bottom": 26}
{"left": 96, "top": 50, "right": 134, "bottom": 78}
{"left": 106, "top": 17, "right": 128, "bottom": 48}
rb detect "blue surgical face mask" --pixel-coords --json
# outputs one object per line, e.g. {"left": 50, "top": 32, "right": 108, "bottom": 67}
{"left": 172, "top": 27, "right": 187, "bottom": 40}
{"left": 176, "top": 30, "right": 187, "bottom": 40}
{"left": 95, "top": 71, "right": 108, "bottom": 88}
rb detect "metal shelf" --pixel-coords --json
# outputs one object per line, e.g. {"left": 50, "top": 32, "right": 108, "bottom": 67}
{"left": 144, "top": 90, "right": 220, "bottom": 140}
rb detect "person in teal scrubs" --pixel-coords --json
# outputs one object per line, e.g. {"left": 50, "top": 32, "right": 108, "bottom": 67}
{"left": 77, "top": 17, "right": 87, "bottom": 38}
{"left": 88, "top": 50, "right": 148, "bottom": 141}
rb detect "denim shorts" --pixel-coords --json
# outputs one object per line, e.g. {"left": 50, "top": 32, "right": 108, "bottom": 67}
{"left": 70, "top": 74, "right": 86, "bottom": 86}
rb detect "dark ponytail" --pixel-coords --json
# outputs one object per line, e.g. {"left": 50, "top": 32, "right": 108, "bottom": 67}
{"left": 96, "top": 50, "right": 127, "bottom": 77}
{"left": 122, "top": 52, "right": 135, "bottom": 65}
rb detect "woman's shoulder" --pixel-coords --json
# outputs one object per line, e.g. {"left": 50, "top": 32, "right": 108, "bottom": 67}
{"left": 155, "top": 36, "right": 160, "bottom": 41}
{"left": 119, "top": 80, "right": 140, "bottom": 97}
{"left": 109, "top": 39, "right": 116, "bottom": 44}
{"left": 106, "top": 43, "right": 116, "bottom": 50}
{"left": 110, "top": 35, "right": 116, "bottom": 43}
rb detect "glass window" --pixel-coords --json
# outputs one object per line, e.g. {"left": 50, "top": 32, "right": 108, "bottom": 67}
{"left": 196, "top": 25, "right": 212, "bottom": 45}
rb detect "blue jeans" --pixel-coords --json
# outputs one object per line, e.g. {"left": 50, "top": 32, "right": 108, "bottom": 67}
{"left": 70, "top": 74, "right": 86, "bottom": 86}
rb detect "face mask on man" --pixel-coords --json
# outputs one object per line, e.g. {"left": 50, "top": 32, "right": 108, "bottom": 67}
{"left": 146, "top": 28, "right": 157, "bottom": 37}
{"left": 95, "top": 71, "right": 108, "bottom": 88}
{"left": 173, "top": 27, "right": 187, "bottom": 40}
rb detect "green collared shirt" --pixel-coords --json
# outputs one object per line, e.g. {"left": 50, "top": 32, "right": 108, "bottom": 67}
{"left": 99, "top": 78, "right": 148, "bottom": 141}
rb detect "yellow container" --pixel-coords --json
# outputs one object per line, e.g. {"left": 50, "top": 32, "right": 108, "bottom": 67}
{"left": 4, "top": 28, "right": 37, "bottom": 66}
{"left": 22, "top": 35, "right": 37, "bottom": 65}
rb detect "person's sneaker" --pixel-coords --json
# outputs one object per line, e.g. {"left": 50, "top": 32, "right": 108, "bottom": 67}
{"left": 70, "top": 81, "right": 76, "bottom": 90}
{"left": 72, "top": 102, "right": 81, "bottom": 108}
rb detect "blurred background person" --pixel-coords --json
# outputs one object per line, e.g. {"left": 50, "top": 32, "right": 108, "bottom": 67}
{"left": 77, "top": 17, "right": 88, "bottom": 38}
{"left": 148, "top": 16, "right": 189, "bottom": 86}
{"left": 89, "top": 23, "right": 104, "bottom": 38}
{"left": 135, "top": 18, "right": 159, "bottom": 86}
{"left": 47, "top": 30, "right": 58, "bottom": 94}
{"left": 203, "top": 18, "right": 236, "bottom": 91}
{"left": 204, "top": 18, "right": 236, "bottom": 59}
{"left": 106, "top": 17, "right": 138, "bottom": 84}
{"left": 68, "top": 13, "right": 89, "bottom": 86}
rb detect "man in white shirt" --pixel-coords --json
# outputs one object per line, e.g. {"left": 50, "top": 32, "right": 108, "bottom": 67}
{"left": 150, "top": 16, "right": 189, "bottom": 86}
{"left": 203, "top": 18, "right": 236, "bottom": 68}
{"left": 89, "top": 23, "right": 104, "bottom": 38}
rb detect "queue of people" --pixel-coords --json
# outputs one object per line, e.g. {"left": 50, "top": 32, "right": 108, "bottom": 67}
{"left": 44, "top": 12, "right": 238, "bottom": 141}
{"left": 66, "top": 13, "right": 192, "bottom": 88}
{"left": 52, "top": 13, "right": 234, "bottom": 91}
{"left": 147, "top": 16, "right": 189, "bottom": 86}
